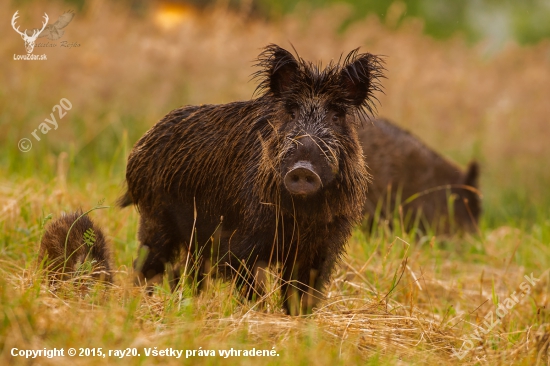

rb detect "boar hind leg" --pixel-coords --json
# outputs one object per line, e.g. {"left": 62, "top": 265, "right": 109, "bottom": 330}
{"left": 134, "top": 214, "right": 182, "bottom": 288}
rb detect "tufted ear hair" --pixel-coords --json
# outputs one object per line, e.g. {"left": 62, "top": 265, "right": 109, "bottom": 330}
{"left": 340, "top": 49, "right": 385, "bottom": 113}
{"left": 253, "top": 44, "right": 300, "bottom": 97}
{"left": 464, "top": 160, "right": 479, "bottom": 188}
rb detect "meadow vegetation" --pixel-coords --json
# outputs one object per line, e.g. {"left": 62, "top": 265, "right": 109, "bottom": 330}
{"left": 1, "top": 1, "right": 549, "bottom": 364}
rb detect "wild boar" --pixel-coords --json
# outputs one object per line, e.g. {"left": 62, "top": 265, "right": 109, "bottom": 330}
{"left": 120, "top": 44, "right": 384, "bottom": 314}
{"left": 359, "top": 118, "right": 481, "bottom": 235}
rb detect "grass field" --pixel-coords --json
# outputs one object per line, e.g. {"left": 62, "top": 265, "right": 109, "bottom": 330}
{"left": 1, "top": 1, "right": 549, "bottom": 364}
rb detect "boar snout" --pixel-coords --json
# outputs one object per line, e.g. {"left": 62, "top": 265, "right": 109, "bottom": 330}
{"left": 284, "top": 161, "right": 322, "bottom": 196}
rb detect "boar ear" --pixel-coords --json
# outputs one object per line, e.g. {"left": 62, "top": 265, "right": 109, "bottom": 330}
{"left": 464, "top": 161, "right": 479, "bottom": 187}
{"left": 340, "top": 49, "right": 384, "bottom": 112}
{"left": 254, "top": 44, "right": 300, "bottom": 97}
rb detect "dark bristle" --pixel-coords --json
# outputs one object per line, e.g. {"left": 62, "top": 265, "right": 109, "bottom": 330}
{"left": 251, "top": 44, "right": 385, "bottom": 121}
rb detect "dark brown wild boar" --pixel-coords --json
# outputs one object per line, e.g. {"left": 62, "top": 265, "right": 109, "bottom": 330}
{"left": 359, "top": 118, "right": 481, "bottom": 235}
{"left": 119, "top": 44, "right": 384, "bottom": 315}
{"left": 39, "top": 211, "right": 113, "bottom": 282}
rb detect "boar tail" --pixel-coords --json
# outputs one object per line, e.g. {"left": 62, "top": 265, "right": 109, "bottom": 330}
{"left": 464, "top": 161, "right": 479, "bottom": 188}
{"left": 117, "top": 191, "right": 134, "bottom": 208}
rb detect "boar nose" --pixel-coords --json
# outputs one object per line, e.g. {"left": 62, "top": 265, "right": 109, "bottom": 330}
{"left": 284, "top": 161, "right": 322, "bottom": 196}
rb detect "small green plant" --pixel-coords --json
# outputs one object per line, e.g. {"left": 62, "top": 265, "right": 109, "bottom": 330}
{"left": 62, "top": 203, "right": 110, "bottom": 274}
{"left": 83, "top": 227, "right": 96, "bottom": 247}
{"left": 76, "top": 259, "right": 95, "bottom": 276}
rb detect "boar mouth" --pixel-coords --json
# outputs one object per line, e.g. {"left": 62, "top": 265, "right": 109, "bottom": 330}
{"left": 283, "top": 161, "right": 323, "bottom": 197}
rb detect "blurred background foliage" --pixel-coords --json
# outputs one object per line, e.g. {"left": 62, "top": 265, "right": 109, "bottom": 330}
{"left": 234, "top": 0, "right": 550, "bottom": 46}
{"left": 54, "top": 0, "right": 550, "bottom": 47}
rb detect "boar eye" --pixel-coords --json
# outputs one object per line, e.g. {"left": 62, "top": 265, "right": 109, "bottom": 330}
{"left": 331, "top": 113, "right": 342, "bottom": 123}
{"left": 290, "top": 111, "right": 297, "bottom": 119}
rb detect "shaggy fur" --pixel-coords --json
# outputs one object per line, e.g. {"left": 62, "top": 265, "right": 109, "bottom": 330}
{"left": 120, "top": 44, "right": 384, "bottom": 315}
{"left": 359, "top": 118, "right": 481, "bottom": 235}
{"left": 39, "top": 212, "right": 113, "bottom": 282}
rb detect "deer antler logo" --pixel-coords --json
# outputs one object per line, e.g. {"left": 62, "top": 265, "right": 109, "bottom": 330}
{"left": 12, "top": 11, "right": 49, "bottom": 54}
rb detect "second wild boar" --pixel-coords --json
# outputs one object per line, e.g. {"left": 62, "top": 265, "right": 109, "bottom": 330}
{"left": 359, "top": 118, "right": 481, "bottom": 235}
